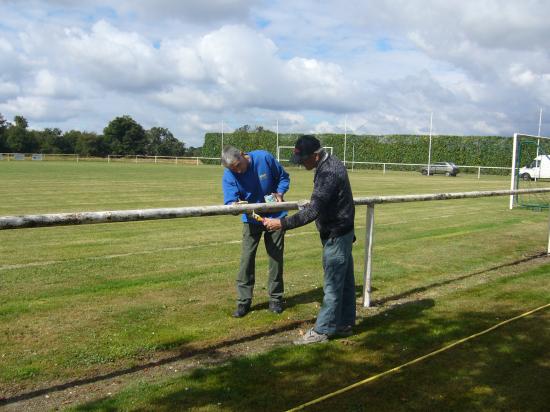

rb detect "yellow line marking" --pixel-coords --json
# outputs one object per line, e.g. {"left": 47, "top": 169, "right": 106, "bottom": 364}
{"left": 286, "top": 302, "right": 550, "bottom": 411}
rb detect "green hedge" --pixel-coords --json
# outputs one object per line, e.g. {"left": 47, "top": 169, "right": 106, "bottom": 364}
{"left": 202, "top": 132, "right": 530, "bottom": 174}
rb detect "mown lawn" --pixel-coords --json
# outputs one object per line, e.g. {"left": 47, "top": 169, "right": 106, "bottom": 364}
{"left": 1, "top": 161, "right": 549, "bottom": 411}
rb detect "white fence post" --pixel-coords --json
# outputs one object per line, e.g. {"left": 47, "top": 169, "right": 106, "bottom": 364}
{"left": 352, "top": 144, "right": 355, "bottom": 172}
{"left": 362, "top": 204, "right": 375, "bottom": 308}
{"left": 510, "top": 133, "right": 518, "bottom": 209}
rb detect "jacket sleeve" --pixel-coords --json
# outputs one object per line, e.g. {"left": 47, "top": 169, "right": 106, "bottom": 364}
{"left": 222, "top": 171, "right": 240, "bottom": 205}
{"left": 268, "top": 153, "right": 290, "bottom": 194}
{"left": 281, "top": 168, "right": 335, "bottom": 230}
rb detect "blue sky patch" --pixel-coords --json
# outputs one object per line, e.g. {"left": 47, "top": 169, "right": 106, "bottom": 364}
{"left": 255, "top": 17, "right": 270, "bottom": 29}
{"left": 376, "top": 38, "right": 392, "bottom": 52}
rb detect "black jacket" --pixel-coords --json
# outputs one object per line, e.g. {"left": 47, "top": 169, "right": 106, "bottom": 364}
{"left": 281, "top": 153, "right": 355, "bottom": 239}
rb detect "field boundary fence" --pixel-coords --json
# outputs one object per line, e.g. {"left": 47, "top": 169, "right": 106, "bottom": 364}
{"left": 1, "top": 152, "right": 511, "bottom": 178}
{"left": 0, "top": 153, "right": 221, "bottom": 164}
{"left": 349, "top": 160, "right": 510, "bottom": 178}
{"left": 2, "top": 187, "right": 550, "bottom": 308}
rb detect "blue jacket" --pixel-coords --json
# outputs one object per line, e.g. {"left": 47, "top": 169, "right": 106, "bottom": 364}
{"left": 222, "top": 150, "right": 290, "bottom": 224}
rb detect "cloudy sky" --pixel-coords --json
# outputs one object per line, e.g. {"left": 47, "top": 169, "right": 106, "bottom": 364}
{"left": 1, "top": 0, "right": 549, "bottom": 147}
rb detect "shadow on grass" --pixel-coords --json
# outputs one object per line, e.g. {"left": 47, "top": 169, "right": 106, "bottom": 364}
{"left": 2, "top": 285, "right": 336, "bottom": 406}
{"left": 2, "top": 253, "right": 545, "bottom": 408}
{"left": 374, "top": 251, "right": 547, "bottom": 306}
{"left": 69, "top": 299, "right": 435, "bottom": 411}
{"left": 251, "top": 285, "right": 368, "bottom": 311}
{"left": 251, "top": 287, "right": 324, "bottom": 311}
{"left": 0, "top": 318, "right": 309, "bottom": 406}
{"left": 319, "top": 308, "right": 550, "bottom": 411}
{"left": 73, "top": 299, "right": 549, "bottom": 412}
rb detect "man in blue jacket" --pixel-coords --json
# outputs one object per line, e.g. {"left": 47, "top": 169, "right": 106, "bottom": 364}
{"left": 222, "top": 146, "right": 290, "bottom": 317}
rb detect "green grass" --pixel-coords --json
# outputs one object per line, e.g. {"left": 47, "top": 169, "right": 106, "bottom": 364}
{"left": 1, "top": 161, "right": 549, "bottom": 411}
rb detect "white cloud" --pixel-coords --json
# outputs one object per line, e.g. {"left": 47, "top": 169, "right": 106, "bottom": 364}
{"left": 195, "top": 25, "right": 361, "bottom": 111}
{"left": 32, "top": 70, "right": 76, "bottom": 98}
{"left": 160, "top": 39, "right": 207, "bottom": 82}
{"left": 61, "top": 20, "right": 173, "bottom": 91}
{"left": 0, "top": 96, "right": 82, "bottom": 121}
{"left": 152, "top": 86, "right": 225, "bottom": 111}
{"left": 2, "top": 0, "right": 550, "bottom": 145}
{"left": 117, "top": 0, "right": 257, "bottom": 23}
{"left": 0, "top": 82, "right": 20, "bottom": 101}
{"left": 199, "top": 25, "right": 277, "bottom": 84}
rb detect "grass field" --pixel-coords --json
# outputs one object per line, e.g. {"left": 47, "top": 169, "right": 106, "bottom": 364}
{"left": 1, "top": 161, "right": 549, "bottom": 411}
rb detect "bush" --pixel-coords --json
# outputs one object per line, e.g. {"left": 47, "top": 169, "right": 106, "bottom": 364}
{"left": 202, "top": 132, "right": 514, "bottom": 173}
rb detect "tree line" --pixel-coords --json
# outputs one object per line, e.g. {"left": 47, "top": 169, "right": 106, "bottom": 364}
{"left": 0, "top": 113, "right": 201, "bottom": 157}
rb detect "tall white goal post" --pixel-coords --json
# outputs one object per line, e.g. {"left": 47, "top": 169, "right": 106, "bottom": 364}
{"left": 510, "top": 133, "right": 550, "bottom": 209}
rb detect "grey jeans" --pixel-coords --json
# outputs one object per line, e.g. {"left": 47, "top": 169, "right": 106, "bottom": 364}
{"left": 237, "top": 223, "right": 284, "bottom": 305}
{"left": 314, "top": 230, "right": 356, "bottom": 335}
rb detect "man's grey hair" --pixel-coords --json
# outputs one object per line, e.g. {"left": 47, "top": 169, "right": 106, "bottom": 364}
{"left": 221, "top": 146, "right": 243, "bottom": 168}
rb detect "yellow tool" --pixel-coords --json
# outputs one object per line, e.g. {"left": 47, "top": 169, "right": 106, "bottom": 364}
{"left": 251, "top": 211, "right": 264, "bottom": 222}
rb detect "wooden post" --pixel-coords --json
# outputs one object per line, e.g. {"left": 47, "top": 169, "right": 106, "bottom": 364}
{"left": 362, "top": 204, "right": 375, "bottom": 307}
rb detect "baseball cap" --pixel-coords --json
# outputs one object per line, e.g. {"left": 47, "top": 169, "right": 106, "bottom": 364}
{"left": 290, "top": 135, "right": 321, "bottom": 164}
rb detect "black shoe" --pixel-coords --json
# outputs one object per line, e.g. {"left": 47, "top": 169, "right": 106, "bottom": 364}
{"left": 232, "top": 303, "right": 251, "bottom": 318}
{"left": 269, "top": 301, "right": 283, "bottom": 314}
{"left": 335, "top": 325, "right": 353, "bottom": 337}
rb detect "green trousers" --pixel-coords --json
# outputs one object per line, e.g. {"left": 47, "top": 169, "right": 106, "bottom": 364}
{"left": 237, "top": 223, "right": 284, "bottom": 305}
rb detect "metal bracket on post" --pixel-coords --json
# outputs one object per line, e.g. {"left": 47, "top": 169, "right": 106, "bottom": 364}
{"left": 362, "top": 203, "right": 375, "bottom": 307}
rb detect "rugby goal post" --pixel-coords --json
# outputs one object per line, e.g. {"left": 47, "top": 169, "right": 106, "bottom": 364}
{"left": 277, "top": 146, "right": 333, "bottom": 163}
{"left": 510, "top": 133, "right": 550, "bottom": 209}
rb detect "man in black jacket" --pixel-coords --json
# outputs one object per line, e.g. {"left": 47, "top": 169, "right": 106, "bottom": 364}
{"left": 263, "top": 135, "right": 356, "bottom": 344}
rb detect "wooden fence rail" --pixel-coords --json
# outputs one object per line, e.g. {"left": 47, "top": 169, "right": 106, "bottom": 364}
{"left": 2, "top": 187, "right": 550, "bottom": 307}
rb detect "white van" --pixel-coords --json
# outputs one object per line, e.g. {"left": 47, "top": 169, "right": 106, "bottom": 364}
{"left": 519, "top": 155, "right": 550, "bottom": 180}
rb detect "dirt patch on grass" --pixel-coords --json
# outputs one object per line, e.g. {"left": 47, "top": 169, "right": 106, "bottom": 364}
{"left": 1, "top": 252, "right": 548, "bottom": 411}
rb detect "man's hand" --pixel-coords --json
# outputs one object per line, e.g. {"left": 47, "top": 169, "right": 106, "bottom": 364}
{"left": 273, "top": 192, "right": 284, "bottom": 202}
{"left": 263, "top": 218, "right": 282, "bottom": 231}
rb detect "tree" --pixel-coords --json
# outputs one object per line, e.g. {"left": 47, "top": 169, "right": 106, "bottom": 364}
{"left": 14, "top": 115, "right": 28, "bottom": 129}
{"left": 6, "top": 115, "right": 38, "bottom": 153}
{"left": 73, "top": 131, "right": 109, "bottom": 157}
{"left": 0, "top": 113, "right": 8, "bottom": 152}
{"left": 145, "top": 127, "right": 186, "bottom": 156}
{"left": 235, "top": 125, "right": 251, "bottom": 133}
{"left": 37, "top": 128, "right": 73, "bottom": 154}
{"left": 103, "top": 115, "right": 147, "bottom": 155}
{"left": 186, "top": 146, "right": 202, "bottom": 157}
